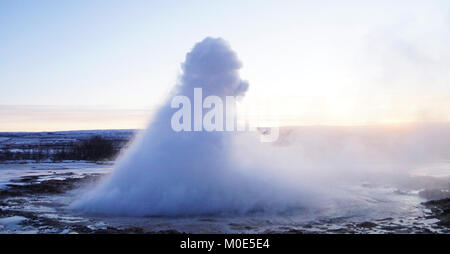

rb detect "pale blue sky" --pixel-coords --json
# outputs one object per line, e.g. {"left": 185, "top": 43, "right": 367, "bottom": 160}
{"left": 1, "top": 0, "right": 450, "bottom": 130}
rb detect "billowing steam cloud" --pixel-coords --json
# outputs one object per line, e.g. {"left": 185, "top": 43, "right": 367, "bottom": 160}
{"left": 72, "top": 38, "right": 303, "bottom": 215}
{"left": 73, "top": 37, "right": 450, "bottom": 216}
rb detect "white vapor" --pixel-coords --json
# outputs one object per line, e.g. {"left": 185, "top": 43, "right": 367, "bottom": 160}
{"left": 72, "top": 37, "right": 307, "bottom": 215}
{"left": 72, "top": 37, "right": 450, "bottom": 216}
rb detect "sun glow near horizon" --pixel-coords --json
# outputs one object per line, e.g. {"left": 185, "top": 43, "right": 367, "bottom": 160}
{"left": 1, "top": 1, "right": 450, "bottom": 131}
{"left": 1, "top": 101, "right": 449, "bottom": 132}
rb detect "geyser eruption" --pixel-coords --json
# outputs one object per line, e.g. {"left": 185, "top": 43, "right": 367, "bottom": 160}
{"left": 73, "top": 37, "right": 297, "bottom": 215}
{"left": 73, "top": 37, "right": 450, "bottom": 217}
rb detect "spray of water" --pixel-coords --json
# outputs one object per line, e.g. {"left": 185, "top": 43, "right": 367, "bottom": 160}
{"left": 72, "top": 37, "right": 310, "bottom": 215}
{"left": 73, "top": 37, "right": 450, "bottom": 216}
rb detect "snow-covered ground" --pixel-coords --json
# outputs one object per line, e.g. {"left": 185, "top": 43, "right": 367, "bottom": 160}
{"left": 0, "top": 130, "right": 136, "bottom": 161}
{"left": 0, "top": 162, "right": 112, "bottom": 189}
{"left": 0, "top": 161, "right": 449, "bottom": 234}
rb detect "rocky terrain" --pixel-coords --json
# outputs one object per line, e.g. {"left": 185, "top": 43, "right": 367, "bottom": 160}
{"left": 423, "top": 198, "right": 450, "bottom": 228}
{"left": 0, "top": 171, "right": 184, "bottom": 234}
{"left": 1, "top": 169, "right": 449, "bottom": 234}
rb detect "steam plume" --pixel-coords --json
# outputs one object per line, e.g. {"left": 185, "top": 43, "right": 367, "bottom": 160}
{"left": 72, "top": 37, "right": 298, "bottom": 215}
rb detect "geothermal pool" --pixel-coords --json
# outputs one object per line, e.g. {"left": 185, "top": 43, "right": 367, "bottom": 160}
{"left": 0, "top": 161, "right": 449, "bottom": 234}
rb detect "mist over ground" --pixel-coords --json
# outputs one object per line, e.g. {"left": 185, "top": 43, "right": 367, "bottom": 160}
{"left": 72, "top": 37, "right": 450, "bottom": 216}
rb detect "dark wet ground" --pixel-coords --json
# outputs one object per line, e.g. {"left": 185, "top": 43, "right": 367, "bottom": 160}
{"left": 0, "top": 171, "right": 449, "bottom": 234}
{"left": 423, "top": 198, "right": 450, "bottom": 228}
{"left": 0, "top": 173, "right": 186, "bottom": 233}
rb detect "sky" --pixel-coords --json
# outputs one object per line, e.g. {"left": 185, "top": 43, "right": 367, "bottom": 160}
{"left": 1, "top": 0, "right": 450, "bottom": 131}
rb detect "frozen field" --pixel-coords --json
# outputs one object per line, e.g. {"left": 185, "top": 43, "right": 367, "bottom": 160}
{"left": 0, "top": 161, "right": 449, "bottom": 234}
